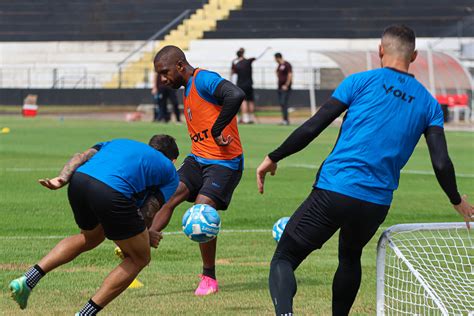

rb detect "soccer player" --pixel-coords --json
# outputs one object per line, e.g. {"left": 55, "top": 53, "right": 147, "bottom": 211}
{"left": 256, "top": 25, "right": 473, "bottom": 315}
{"left": 232, "top": 47, "right": 257, "bottom": 124}
{"left": 9, "top": 135, "right": 180, "bottom": 315}
{"left": 150, "top": 45, "right": 245, "bottom": 296}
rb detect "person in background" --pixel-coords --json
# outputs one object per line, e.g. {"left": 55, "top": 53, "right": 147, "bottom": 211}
{"left": 152, "top": 72, "right": 181, "bottom": 123}
{"left": 231, "top": 48, "right": 256, "bottom": 124}
{"left": 275, "top": 53, "right": 293, "bottom": 126}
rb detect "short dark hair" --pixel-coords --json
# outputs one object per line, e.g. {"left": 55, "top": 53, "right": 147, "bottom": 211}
{"left": 274, "top": 52, "right": 282, "bottom": 59}
{"left": 153, "top": 45, "right": 186, "bottom": 65}
{"left": 148, "top": 134, "right": 179, "bottom": 160}
{"left": 382, "top": 25, "right": 416, "bottom": 49}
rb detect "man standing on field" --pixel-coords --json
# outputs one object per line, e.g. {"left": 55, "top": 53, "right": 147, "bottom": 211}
{"left": 232, "top": 47, "right": 257, "bottom": 124}
{"left": 9, "top": 135, "right": 179, "bottom": 315}
{"left": 150, "top": 45, "right": 245, "bottom": 296}
{"left": 257, "top": 25, "right": 473, "bottom": 315}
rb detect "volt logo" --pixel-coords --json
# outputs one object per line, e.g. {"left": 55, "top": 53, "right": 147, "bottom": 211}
{"left": 190, "top": 129, "right": 209, "bottom": 142}
{"left": 383, "top": 84, "right": 415, "bottom": 103}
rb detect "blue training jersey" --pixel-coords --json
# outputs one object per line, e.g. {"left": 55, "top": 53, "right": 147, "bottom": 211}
{"left": 315, "top": 67, "right": 444, "bottom": 205}
{"left": 76, "top": 139, "right": 179, "bottom": 207}
{"left": 184, "top": 69, "right": 243, "bottom": 171}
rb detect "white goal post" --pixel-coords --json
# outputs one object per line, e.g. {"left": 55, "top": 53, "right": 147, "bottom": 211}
{"left": 376, "top": 222, "right": 473, "bottom": 315}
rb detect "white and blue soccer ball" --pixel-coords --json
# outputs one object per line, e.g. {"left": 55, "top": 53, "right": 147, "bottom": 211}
{"left": 272, "top": 217, "right": 290, "bottom": 242}
{"left": 182, "top": 204, "right": 221, "bottom": 243}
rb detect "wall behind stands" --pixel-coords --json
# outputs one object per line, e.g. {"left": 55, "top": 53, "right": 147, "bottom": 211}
{"left": 0, "top": 88, "right": 333, "bottom": 107}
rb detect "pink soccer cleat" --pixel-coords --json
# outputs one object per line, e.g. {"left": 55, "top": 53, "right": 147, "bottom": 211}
{"left": 194, "top": 274, "right": 219, "bottom": 296}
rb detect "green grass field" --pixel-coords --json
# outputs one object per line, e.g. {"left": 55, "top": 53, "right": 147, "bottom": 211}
{"left": 0, "top": 117, "right": 473, "bottom": 315}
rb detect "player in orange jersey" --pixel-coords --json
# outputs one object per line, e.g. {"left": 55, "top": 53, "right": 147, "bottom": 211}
{"left": 149, "top": 46, "right": 245, "bottom": 296}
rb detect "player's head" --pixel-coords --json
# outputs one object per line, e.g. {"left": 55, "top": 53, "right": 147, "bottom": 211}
{"left": 236, "top": 48, "right": 245, "bottom": 58}
{"left": 148, "top": 134, "right": 179, "bottom": 161}
{"left": 379, "top": 25, "right": 417, "bottom": 65}
{"left": 274, "top": 52, "right": 283, "bottom": 63}
{"left": 153, "top": 45, "right": 190, "bottom": 89}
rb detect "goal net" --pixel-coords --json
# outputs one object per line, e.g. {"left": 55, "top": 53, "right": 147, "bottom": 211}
{"left": 376, "top": 223, "right": 473, "bottom": 315}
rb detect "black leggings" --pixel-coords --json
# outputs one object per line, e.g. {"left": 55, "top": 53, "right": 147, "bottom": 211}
{"left": 269, "top": 189, "right": 389, "bottom": 316}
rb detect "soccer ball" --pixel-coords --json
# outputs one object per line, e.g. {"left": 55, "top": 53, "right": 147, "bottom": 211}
{"left": 272, "top": 217, "right": 290, "bottom": 242}
{"left": 182, "top": 204, "right": 221, "bottom": 243}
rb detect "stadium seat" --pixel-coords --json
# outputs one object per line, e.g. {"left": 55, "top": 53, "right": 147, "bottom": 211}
{"left": 204, "top": 0, "right": 474, "bottom": 39}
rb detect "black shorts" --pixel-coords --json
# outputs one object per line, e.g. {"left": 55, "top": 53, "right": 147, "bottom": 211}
{"left": 238, "top": 85, "right": 254, "bottom": 101}
{"left": 284, "top": 188, "right": 390, "bottom": 249}
{"left": 178, "top": 156, "right": 242, "bottom": 210}
{"left": 68, "top": 172, "right": 145, "bottom": 240}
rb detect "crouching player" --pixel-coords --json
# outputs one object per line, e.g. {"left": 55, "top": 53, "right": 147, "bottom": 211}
{"left": 9, "top": 135, "right": 179, "bottom": 315}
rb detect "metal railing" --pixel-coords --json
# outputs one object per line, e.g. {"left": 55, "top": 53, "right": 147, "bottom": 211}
{"left": 117, "top": 9, "right": 191, "bottom": 88}
{"left": 0, "top": 65, "right": 333, "bottom": 90}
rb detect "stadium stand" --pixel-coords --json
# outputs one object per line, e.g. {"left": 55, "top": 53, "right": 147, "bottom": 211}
{"left": 0, "top": 0, "right": 242, "bottom": 89}
{"left": 205, "top": 0, "right": 474, "bottom": 39}
{"left": 0, "top": 0, "right": 472, "bottom": 117}
{"left": 0, "top": 0, "right": 204, "bottom": 41}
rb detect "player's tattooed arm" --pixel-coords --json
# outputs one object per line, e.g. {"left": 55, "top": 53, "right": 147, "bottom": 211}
{"left": 38, "top": 148, "right": 98, "bottom": 190}
{"left": 58, "top": 148, "right": 98, "bottom": 181}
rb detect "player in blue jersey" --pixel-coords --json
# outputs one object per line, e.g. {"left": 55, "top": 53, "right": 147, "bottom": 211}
{"left": 256, "top": 25, "right": 473, "bottom": 316}
{"left": 9, "top": 135, "right": 179, "bottom": 315}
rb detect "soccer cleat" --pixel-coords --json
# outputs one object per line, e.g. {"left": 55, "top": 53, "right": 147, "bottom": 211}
{"left": 194, "top": 274, "right": 218, "bottom": 296}
{"left": 9, "top": 276, "right": 31, "bottom": 309}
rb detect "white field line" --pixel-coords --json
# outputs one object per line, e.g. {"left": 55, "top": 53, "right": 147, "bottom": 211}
{"left": 286, "top": 163, "right": 474, "bottom": 178}
{"left": 0, "top": 227, "right": 402, "bottom": 240}
{"left": 0, "top": 229, "right": 271, "bottom": 240}
{"left": 4, "top": 166, "right": 474, "bottom": 178}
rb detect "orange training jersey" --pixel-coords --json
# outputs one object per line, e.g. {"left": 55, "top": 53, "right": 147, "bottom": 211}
{"left": 183, "top": 69, "right": 243, "bottom": 160}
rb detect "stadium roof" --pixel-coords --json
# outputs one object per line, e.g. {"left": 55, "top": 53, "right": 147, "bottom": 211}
{"left": 320, "top": 51, "right": 473, "bottom": 94}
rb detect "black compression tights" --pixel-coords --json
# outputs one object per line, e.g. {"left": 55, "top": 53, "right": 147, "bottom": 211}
{"left": 269, "top": 233, "right": 363, "bottom": 316}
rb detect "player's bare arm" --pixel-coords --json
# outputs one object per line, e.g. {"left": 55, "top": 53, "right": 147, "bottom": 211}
{"left": 211, "top": 80, "right": 245, "bottom": 146}
{"left": 149, "top": 182, "right": 190, "bottom": 247}
{"left": 425, "top": 126, "right": 473, "bottom": 228}
{"left": 256, "top": 98, "right": 347, "bottom": 193}
{"left": 39, "top": 148, "right": 98, "bottom": 190}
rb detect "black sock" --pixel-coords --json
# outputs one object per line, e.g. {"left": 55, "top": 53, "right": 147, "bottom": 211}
{"left": 269, "top": 259, "right": 296, "bottom": 315}
{"left": 202, "top": 266, "right": 216, "bottom": 280}
{"left": 24, "top": 264, "right": 45, "bottom": 290}
{"left": 332, "top": 247, "right": 363, "bottom": 316}
{"left": 78, "top": 299, "right": 102, "bottom": 316}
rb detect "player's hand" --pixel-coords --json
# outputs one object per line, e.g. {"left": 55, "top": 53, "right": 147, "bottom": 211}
{"left": 282, "top": 85, "right": 289, "bottom": 91}
{"left": 214, "top": 134, "right": 233, "bottom": 146}
{"left": 151, "top": 87, "right": 157, "bottom": 95}
{"left": 453, "top": 195, "right": 473, "bottom": 229}
{"left": 256, "top": 156, "right": 278, "bottom": 194}
{"left": 149, "top": 230, "right": 163, "bottom": 248}
{"left": 38, "top": 177, "right": 68, "bottom": 190}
